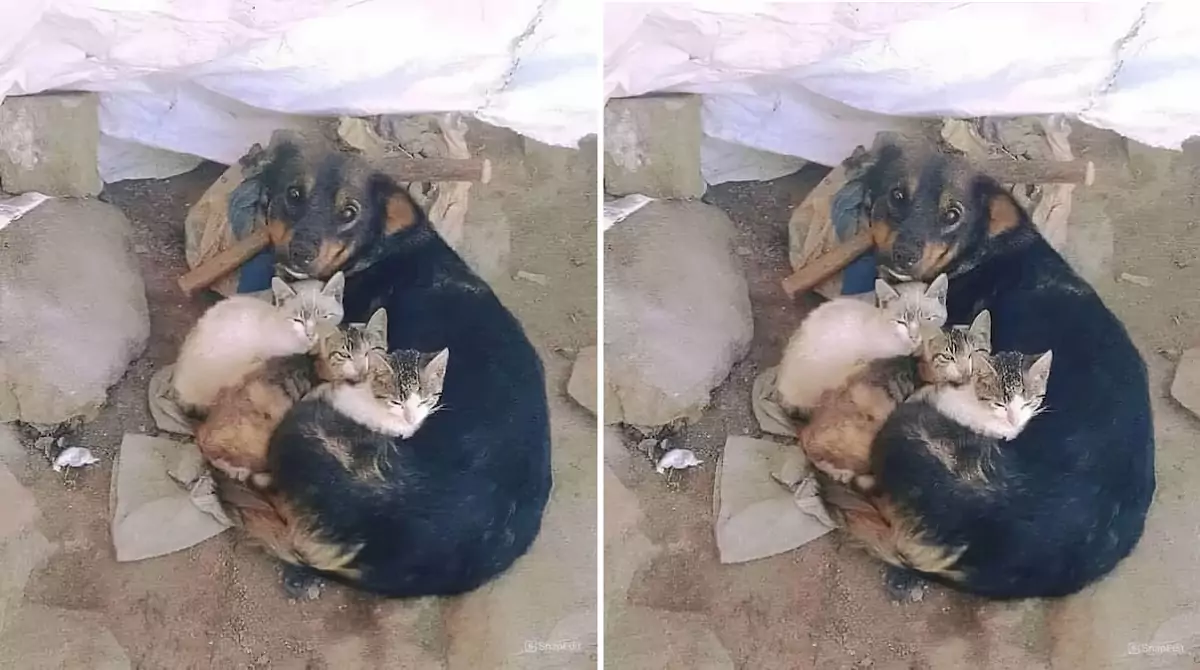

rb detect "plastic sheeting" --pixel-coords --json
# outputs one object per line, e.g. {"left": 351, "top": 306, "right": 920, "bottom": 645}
{"left": 0, "top": 0, "right": 597, "bottom": 181}
{"left": 605, "top": 2, "right": 1200, "bottom": 177}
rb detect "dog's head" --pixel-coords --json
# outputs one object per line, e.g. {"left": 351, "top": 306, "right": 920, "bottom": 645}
{"left": 856, "top": 135, "right": 1026, "bottom": 282}
{"left": 246, "top": 130, "right": 423, "bottom": 280}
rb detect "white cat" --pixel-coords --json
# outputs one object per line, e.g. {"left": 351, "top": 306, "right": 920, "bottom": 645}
{"left": 172, "top": 272, "right": 345, "bottom": 412}
{"left": 776, "top": 275, "right": 948, "bottom": 415}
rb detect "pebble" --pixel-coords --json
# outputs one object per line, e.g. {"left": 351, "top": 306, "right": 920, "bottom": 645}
{"left": 1118, "top": 272, "right": 1154, "bottom": 287}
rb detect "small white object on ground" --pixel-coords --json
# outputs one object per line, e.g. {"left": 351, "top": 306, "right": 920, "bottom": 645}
{"left": 656, "top": 448, "right": 703, "bottom": 474}
{"left": 52, "top": 447, "right": 99, "bottom": 472}
{"left": 1119, "top": 272, "right": 1155, "bottom": 287}
{"left": 514, "top": 270, "right": 549, "bottom": 286}
{"left": 603, "top": 194, "right": 656, "bottom": 232}
{"left": 0, "top": 192, "right": 52, "bottom": 232}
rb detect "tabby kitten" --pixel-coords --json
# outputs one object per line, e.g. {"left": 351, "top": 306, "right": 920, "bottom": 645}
{"left": 800, "top": 310, "right": 993, "bottom": 489}
{"left": 917, "top": 310, "right": 992, "bottom": 385}
{"left": 196, "top": 308, "right": 387, "bottom": 487}
{"left": 917, "top": 349, "right": 1053, "bottom": 441}
{"left": 174, "top": 273, "right": 345, "bottom": 411}
{"left": 323, "top": 348, "right": 451, "bottom": 439}
{"left": 777, "top": 274, "right": 948, "bottom": 415}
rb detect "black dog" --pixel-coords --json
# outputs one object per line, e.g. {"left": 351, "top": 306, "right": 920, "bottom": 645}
{"left": 222, "top": 131, "right": 552, "bottom": 597}
{"left": 822, "top": 137, "right": 1154, "bottom": 599}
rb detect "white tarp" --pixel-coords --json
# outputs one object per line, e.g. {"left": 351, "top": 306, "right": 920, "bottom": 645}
{"left": 0, "top": 0, "right": 597, "bottom": 181}
{"left": 605, "top": 2, "right": 1200, "bottom": 180}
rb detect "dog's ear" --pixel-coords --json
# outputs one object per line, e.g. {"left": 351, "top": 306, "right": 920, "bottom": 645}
{"left": 241, "top": 129, "right": 313, "bottom": 183}
{"left": 985, "top": 186, "right": 1024, "bottom": 238}
{"left": 370, "top": 172, "right": 420, "bottom": 237}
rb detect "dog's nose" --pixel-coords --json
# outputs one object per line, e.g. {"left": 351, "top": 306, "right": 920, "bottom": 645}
{"left": 892, "top": 246, "right": 921, "bottom": 271}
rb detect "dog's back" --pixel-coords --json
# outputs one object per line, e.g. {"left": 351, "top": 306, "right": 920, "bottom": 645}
{"left": 268, "top": 229, "right": 552, "bottom": 597}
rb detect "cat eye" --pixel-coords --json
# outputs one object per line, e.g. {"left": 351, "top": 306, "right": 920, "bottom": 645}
{"left": 990, "top": 401, "right": 1006, "bottom": 410}
{"left": 933, "top": 354, "right": 951, "bottom": 364}
{"left": 286, "top": 186, "right": 303, "bottom": 203}
{"left": 339, "top": 202, "right": 360, "bottom": 224}
{"left": 330, "top": 352, "right": 349, "bottom": 362}
{"left": 942, "top": 203, "right": 963, "bottom": 227}
{"left": 889, "top": 188, "right": 906, "bottom": 203}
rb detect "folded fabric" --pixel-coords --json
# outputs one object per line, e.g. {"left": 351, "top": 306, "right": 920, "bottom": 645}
{"left": 750, "top": 366, "right": 798, "bottom": 438}
{"left": 713, "top": 435, "right": 836, "bottom": 564}
{"left": 110, "top": 434, "right": 230, "bottom": 563}
{"left": 146, "top": 365, "right": 194, "bottom": 436}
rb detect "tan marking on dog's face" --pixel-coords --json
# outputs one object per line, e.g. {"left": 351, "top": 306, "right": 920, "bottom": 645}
{"left": 265, "top": 218, "right": 294, "bottom": 249}
{"left": 987, "top": 192, "right": 1021, "bottom": 237}
{"left": 383, "top": 193, "right": 417, "bottom": 236}
{"left": 912, "top": 241, "right": 957, "bottom": 280}
{"left": 870, "top": 214, "right": 898, "bottom": 255}
{"left": 310, "top": 239, "right": 353, "bottom": 279}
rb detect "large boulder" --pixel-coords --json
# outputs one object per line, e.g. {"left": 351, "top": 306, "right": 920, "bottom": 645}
{"left": 0, "top": 199, "right": 149, "bottom": 424}
{"left": 604, "top": 200, "right": 752, "bottom": 426}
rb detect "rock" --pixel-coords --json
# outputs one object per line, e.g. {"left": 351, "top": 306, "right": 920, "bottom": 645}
{"left": 0, "top": 461, "right": 53, "bottom": 633}
{"left": 566, "top": 346, "right": 598, "bottom": 416}
{"left": 1171, "top": 348, "right": 1200, "bottom": 418}
{"left": 604, "top": 95, "right": 705, "bottom": 199}
{"left": 604, "top": 464, "right": 659, "bottom": 604}
{"left": 0, "top": 93, "right": 101, "bottom": 197}
{"left": 0, "top": 198, "right": 149, "bottom": 424}
{"left": 604, "top": 201, "right": 752, "bottom": 426}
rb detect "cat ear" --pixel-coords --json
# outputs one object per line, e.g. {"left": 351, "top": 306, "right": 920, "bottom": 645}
{"left": 365, "top": 308, "right": 388, "bottom": 346}
{"left": 1027, "top": 350, "right": 1053, "bottom": 393}
{"left": 925, "top": 274, "right": 949, "bottom": 305}
{"left": 874, "top": 279, "right": 900, "bottom": 306}
{"left": 321, "top": 271, "right": 346, "bottom": 303}
{"left": 270, "top": 277, "right": 296, "bottom": 305}
{"left": 420, "top": 348, "right": 450, "bottom": 395}
{"left": 969, "top": 310, "right": 992, "bottom": 350}
{"left": 970, "top": 350, "right": 996, "bottom": 380}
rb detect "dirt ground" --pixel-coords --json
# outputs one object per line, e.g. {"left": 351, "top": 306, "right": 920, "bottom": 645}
{"left": 606, "top": 125, "right": 1200, "bottom": 670}
{"left": 4, "top": 123, "right": 597, "bottom": 669}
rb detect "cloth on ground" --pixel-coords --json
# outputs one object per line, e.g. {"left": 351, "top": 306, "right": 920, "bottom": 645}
{"left": 147, "top": 365, "right": 193, "bottom": 436}
{"left": 713, "top": 435, "right": 836, "bottom": 564}
{"left": 751, "top": 366, "right": 797, "bottom": 439}
{"left": 110, "top": 433, "right": 231, "bottom": 562}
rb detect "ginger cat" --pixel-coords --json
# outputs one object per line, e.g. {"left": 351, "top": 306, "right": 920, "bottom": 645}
{"left": 196, "top": 308, "right": 386, "bottom": 488}
{"left": 801, "top": 310, "right": 991, "bottom": 490}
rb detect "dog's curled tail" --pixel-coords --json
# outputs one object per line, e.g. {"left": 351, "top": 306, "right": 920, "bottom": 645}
{"left": 817, "top": 472, "right": 965, "bottom": 579}
{"left": 216, "top": 474, "right": 363, "bottom": 579}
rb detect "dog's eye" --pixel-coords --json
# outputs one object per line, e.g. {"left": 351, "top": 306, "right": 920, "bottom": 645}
{"left": 286, "top": 186, "right": 303, "bottom": 203}
{"left": 339, "top": 202, "right": 360, "bottom": 223}
{"left": 890, "top": 188, "right": 906, "bottom": 203}
{"left": 943, "top": 204, "right": 963, "bottom": 226}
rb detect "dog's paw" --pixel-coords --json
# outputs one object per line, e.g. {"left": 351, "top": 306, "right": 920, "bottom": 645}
{"left": 280, "top": 563, "right": 324, "bottom": 601}
{"left": 883, "top": 565, "right": 926, "bottom": 604}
